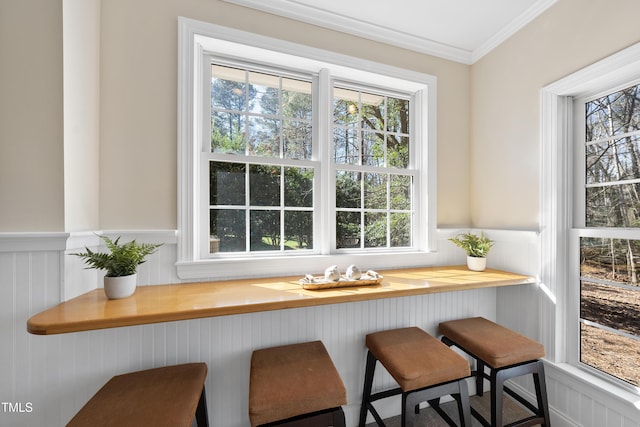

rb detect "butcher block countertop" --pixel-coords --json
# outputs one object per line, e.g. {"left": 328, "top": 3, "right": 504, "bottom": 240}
{"left": 27, "top": 265, "right": 536, "bottom": 335}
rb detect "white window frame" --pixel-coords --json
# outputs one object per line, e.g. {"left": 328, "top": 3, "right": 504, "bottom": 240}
{"left": 541, "top": 41, "right": 640, "bottom": 395}
{"left": 177, "top": 17, "right": 437, "bottom": 280}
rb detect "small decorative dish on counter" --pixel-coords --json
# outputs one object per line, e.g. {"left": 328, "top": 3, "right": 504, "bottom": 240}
{"left": 299, "top": 265, "right": 383, "bottom": 290}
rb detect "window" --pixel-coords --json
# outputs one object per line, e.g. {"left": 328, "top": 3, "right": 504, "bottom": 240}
{"left": 333, "top": 86, "right": 414, "bottom": 250}
{"left": 178, "top": 18, "right": 436, "bottom": 279}
{"left": 575, "top": 82, "right": 640, "bottom": 388}
{"left": 207, "top": 63, "right": 315, "bottom": 254}
{"left": 542, "top": 42, "right": 640, "bottom": 395}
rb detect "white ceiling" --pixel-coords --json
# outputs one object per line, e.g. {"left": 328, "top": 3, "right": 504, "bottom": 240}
{"left": 222, "top": 0, "right": 557, "bottom": 64}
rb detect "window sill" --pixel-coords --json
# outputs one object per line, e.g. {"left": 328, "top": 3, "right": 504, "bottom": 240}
{"left": 546, "top": 362, "right": 640, "bottom": 412}
{"left": 176, "top": 250, "right": 440, "bottom": 281}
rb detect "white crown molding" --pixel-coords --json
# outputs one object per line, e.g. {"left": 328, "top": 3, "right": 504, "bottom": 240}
{"left": 472, "top": 0, "right": 558, "bottom": 63}
{"left": 222, "top": 0, "right": 473, "bottom": 64}
{"left": 222, "top": 0, "right": 557, "bottom": 65}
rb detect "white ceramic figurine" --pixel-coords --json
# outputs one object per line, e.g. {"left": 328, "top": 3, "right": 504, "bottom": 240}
{"left": 324, "top": 265, "right": 340, "bottom": 281}
{"left": 346, "top": 264, "right": 362, "bottom": 280}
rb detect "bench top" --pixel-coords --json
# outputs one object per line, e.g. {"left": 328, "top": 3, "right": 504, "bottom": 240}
{"left": 27, "top": 266, "right": 536, "bottom": 335}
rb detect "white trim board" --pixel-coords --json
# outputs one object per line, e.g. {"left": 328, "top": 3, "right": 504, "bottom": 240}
{"left": 221, "top": 0, "right": 557, "bottom": 65}
{"left": 0, "top": 232, "right": 69, "bottom": 252}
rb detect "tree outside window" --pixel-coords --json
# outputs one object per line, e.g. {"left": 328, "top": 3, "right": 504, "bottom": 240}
{"left": 580, "top": 83, "right": 640, "bottom": 387}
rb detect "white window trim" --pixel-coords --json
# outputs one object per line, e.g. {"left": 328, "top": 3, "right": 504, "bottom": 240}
{"left": 177, "top": 17, "right": 438, "bottom": 280}
{"left": 541, "top": 41, "right": 640, "bottom": 396}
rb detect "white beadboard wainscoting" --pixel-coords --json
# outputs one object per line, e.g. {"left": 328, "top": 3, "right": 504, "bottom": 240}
{"left": 1, "top": 229, "right": 638, "bottom": 427}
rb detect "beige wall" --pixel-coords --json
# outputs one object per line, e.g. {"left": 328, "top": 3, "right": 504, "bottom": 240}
{"left": 0, "top": 0, "right": 64, "bottom": 232}
{"left": 18, "top": 0, "right": 640, "bottom": 232}
{"left": 1, "top": 0, "right": 470, "bottom": 232}
{"left": 97, "top": 0, "right": 471, "bottom": 230}
{"left": 470, "top": 0, "right": 640, "bottom": 229}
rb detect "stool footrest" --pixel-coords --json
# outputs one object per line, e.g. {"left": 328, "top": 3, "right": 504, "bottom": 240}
{"left": 503, "top": 384, "right": 541, "bottom": 416}
{"left": 368, "top": 387, "right": 403, "bottom": 403}
{"left": 429, "top": 397, "right": 464, "bottom": 427}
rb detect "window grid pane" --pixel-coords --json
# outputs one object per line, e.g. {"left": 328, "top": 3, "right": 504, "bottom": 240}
{"left": 332, "top": 88, "right": 410, "bottom": 168}
{"left": 211, "top": 64, "right": 312, "bottom": 160}
{"left": 209, "top": 62, "right": 314, "bottom": 255}
{"left": 335, "top": 170, "right": 413, "bottom": 250}
{"left": 581, "top": 81, "right": 640, "bottom": 387}
{"left": 579, "top": 237, "right": 640, "bottom": 387}
{"left": 209, "top": 161, "right": 314, "bottom": 254}
{"left": 333, "top": 85, "right": 413, "bottom": 251}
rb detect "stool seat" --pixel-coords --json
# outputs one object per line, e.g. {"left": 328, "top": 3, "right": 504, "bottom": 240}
{"left": 249, "top": 340, "right": 347, "bottom": 427}
{"left": 366, "top": 327, "right": 470, "bottom": 391}
{"left": 67, "top": 363, "right": 208, "bottom": 427}
{"left": 439, "top": 317, "right": 544, "bottom": 368}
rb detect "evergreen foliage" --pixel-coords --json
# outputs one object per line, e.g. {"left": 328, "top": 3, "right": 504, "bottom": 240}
{"left": 73, "top": 235, "right": 163, "bottom": 277}
{"left": 449, "top": 231, "right": 493, "bottom": 258}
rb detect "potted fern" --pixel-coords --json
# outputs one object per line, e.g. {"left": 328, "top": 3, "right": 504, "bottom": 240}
{"left": 73, "top": 235, "right": 163, "bottom": 299}
{"left": 448, "top": 231, "right": 494, "bottom": 271}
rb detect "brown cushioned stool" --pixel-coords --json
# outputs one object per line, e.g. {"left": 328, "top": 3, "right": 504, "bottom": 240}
{"left": 439, "top": 317, "right": 550, "bottom": 427}
{"left": 249, "top": 340, "right": 347, "bottom": 427}
{"left": 358, "top": 327, "right": 472, "bottom": 427}
{"left": 67, "top": 363, "right": 209, "bottom": 427}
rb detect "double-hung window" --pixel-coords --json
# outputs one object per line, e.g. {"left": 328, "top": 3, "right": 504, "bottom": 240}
{"left": 177, "top": 18, "right": 436, "bottom": 279}
{"left": 543, "top": 43, "right": 640, "bottom": 399}
{"left": 332, "top": 86, "right": 414, "bottom": 250}
{"left": 207, "top": 62, "right": 315, "bottom": 254}
{"left": 574, "top": 82, "right": 640, "bottom": 388}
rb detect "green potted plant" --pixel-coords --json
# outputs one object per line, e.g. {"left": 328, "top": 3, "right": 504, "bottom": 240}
{"left": 448, "top": 231, "right": 494, "bottom": 271}
{"left": 73, "top": 235, "right": 163, "bottom": 299}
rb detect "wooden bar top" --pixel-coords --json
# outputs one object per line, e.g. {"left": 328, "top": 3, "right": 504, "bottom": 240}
{"left": 27, "top": 266, "right": 536, "bottom": 335}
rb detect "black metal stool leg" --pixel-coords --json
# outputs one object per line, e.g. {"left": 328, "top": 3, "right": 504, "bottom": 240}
{"left": 195, "top": 386, "right": 209, "bottom": 426}
{"left": 491, "top": 368, "right": 507, "bottom": 427}
{"left": 359, "top": 351, "right": 377, "bottom": 427}
{"left": 457, "top": 379, "right": 472, "bottom": 427}
{"left": 476, "top": 358, "right": 485, "bottom": 396}
{"left": 534, "top": 361, "right": 550, "bottom": 427}
{"left": 403, "top": 391, "right": 422, "bottom": 427}
{"left": 332, "top": 407, "right": 347, "bottom": 427}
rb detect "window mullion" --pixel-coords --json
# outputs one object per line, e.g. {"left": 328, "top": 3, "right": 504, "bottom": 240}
{"left": 318, "top": 68, "right": 332, "bottom": 254}
{"left": 280, "top": 165, "right": 285, "bottom": 251}
{"left": 245, "top": 165, "right": 250, "bottom": 253}
{"left": 360, "top": 172, "right": 365, "bottom": 249}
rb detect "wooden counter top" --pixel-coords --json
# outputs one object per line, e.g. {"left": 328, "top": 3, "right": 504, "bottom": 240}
{"left": 27, "top": 266, "right": 536, "bottom": 335}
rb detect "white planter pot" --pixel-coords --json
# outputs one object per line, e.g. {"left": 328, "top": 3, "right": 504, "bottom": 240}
{"left": 466, "top": 256, "right": 487, "bottom": 272}
{"left": 103, "top": 274, "right": 137, "bottom": 299}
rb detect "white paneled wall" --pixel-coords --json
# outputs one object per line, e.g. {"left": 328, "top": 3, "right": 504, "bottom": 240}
{"left": 1, "top": 230, "right": 638, "bottom": 427}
